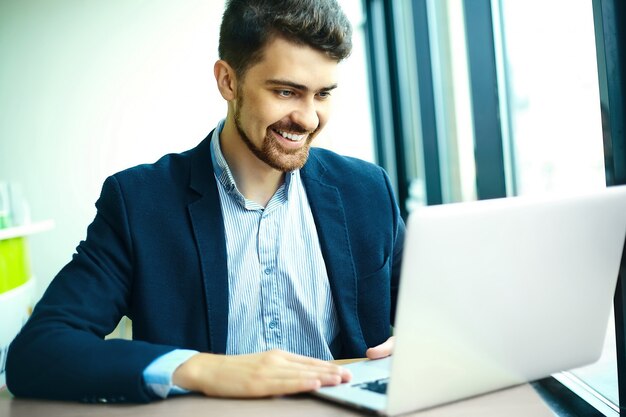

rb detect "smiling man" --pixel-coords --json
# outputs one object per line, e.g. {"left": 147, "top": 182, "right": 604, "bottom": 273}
{"left": 7, "top": 0, "right": 405, "bottom": 403}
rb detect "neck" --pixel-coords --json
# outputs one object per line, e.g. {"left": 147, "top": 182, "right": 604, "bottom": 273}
{"left": 220, "top": 117, "right": 285, "bottom": 207}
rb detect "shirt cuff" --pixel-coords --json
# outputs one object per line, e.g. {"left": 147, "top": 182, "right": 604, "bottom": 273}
{"left": 143, "top": 349, "right": 199, "bottom": 398}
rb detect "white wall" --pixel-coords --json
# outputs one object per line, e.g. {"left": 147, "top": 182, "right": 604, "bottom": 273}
{"left": 0, "top": 0, "right": 374, "bottom": 299}
{"left": 0, "top": 0, "right": 225, "bottom": 298}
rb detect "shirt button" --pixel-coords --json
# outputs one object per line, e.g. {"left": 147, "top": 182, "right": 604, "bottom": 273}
{"left": 264, "top": 268, "right": 272, "bottom": 275}
{"left": 269, "top": 320, "right": 278, "bottom": 329}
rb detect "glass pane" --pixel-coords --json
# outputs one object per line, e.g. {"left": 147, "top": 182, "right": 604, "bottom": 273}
{"left": 497, "top": 0, "right": 615, "bottom": 408}
{"left": 427, "top": 0, "right": 477, "bottom": 204}
{"left": 498, "top": 0, "right": 605, "bottom": 196}
{"left": 401, "top": 0, "right": 478, "bottom": 210}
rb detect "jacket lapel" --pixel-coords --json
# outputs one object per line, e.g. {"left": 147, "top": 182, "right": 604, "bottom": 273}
{"left": 187, "top": 134, "right": 229, "bottom": 354}
{"left": 301, "top": 152, "right": 367, "bottom": 357}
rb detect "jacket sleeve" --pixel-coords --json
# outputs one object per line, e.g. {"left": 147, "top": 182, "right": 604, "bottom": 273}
{"left": 6, "top": 175, "right": 177, "bottom": 403}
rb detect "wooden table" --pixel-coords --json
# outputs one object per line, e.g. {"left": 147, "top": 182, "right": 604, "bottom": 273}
{"left": 0, "top": 383, "right": 554, "bottom": 417}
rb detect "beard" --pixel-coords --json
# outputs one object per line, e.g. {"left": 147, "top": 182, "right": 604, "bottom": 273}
{"left": 234, "top": 99, "right": 319, "bottom": 172}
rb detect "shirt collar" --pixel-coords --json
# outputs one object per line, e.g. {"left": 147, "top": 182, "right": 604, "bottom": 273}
{"left": 210, "top": 120, "right": 296, "bottom": 208}
{"left": 210, "top": 119, "right": 238, "bottom": 195}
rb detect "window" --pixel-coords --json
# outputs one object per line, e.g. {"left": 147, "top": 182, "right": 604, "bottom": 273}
{"left": 365, "top": 0, "right": 625, "bottom": 414}
{"left": 495, "top": 1, "right": 616, "bottom": 413}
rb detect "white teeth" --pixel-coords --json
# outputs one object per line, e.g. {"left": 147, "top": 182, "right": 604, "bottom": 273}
{"left": 277, "top": 130, "right": 306, "bottom": 142}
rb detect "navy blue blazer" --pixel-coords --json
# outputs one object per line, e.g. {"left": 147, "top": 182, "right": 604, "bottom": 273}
{"left": 7, "top": 134, "right": 405, "bottom": 403}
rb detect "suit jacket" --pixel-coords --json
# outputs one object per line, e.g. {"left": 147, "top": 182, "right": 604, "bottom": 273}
{"left": 7, "top": 133, "right": 405, "bottom": 403}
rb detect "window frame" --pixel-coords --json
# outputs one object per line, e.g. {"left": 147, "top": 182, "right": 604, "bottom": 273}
{"left": 593, "top": 0, "right": 626, "bottom": 413}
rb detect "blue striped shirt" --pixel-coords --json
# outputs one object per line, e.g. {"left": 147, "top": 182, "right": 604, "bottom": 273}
{"left": 143, "top": 121, "right": 339, "bottom": 397}
{"left": 211, "top": 120, "right": 339, "bottom": 359}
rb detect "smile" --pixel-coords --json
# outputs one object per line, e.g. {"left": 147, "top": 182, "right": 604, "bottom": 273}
{"left": 274, "top": 129, "right": 307, "bottom": 142}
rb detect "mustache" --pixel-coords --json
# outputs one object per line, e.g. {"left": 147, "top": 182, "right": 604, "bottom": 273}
{"left": 269, "top": 121, "right": 311, "bottom": 135}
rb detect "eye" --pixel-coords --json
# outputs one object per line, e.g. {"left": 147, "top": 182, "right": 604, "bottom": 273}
{"left": 317, "top": 91, "right": 332, "bottom": 99}
{"left": 276, "top": 90, "right": 293, "bottom": 98}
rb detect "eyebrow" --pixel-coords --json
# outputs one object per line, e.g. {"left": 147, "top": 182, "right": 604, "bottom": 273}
{"left": 265, "top": 79, "right": 338, "bottom": 92}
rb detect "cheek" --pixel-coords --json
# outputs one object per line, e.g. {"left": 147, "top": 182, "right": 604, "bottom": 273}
{"left": 240, "top": 101, "right": 272, "bottom": 133}
{"left": 250, "top": 99, "right": 285, "bottom": 125}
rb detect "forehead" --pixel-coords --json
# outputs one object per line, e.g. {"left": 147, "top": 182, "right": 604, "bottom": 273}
{"left": 242, "top": 36, "right": 339, "bottom": 89}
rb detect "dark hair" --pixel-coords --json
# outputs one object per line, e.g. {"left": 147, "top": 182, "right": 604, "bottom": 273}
{"left": 219, "top": 0, "right": 352, "bottom": 77}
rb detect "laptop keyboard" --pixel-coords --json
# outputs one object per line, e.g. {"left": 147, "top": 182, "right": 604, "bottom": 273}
{"left": 354, "top": 378, "right": 389, "bottom": 394}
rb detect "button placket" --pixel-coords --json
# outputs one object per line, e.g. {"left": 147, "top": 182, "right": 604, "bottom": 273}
{"left": 258, "top": 209, "right": 281, "bottom": 346}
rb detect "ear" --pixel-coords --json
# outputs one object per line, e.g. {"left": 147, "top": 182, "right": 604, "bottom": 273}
{"left": 214, "top": 60, "right": 238, "bottom": 101}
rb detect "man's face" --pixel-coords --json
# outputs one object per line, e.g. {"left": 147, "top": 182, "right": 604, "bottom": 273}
{"left": 233, "top": 36, "right": 339, "bottom": 172}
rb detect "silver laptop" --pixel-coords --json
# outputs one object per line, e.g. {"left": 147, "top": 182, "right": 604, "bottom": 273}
{"left": 314, "top": 186, "right": 626, "bottom": 415}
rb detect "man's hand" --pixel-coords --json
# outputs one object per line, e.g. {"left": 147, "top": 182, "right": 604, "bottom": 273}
{"left": 365, "top": 336, "right": 395, "bottom": 360}
{"left": 172, "top": 349, "right": 351, "bottom": 398}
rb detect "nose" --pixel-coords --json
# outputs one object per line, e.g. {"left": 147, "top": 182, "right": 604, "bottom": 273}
{"left": 290, "top": 97, "right": 319, "bottom": 132}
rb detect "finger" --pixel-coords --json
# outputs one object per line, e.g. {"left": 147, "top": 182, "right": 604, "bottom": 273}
{"left": 277, "top": 352, "right": 349, "bottom": 377}
{"left": 366, "top": 336, "right": 395, "bottom": 359}
{"left": 261, "top": 368, "right": 343, "bottom": 386}
{"left": 281, "top": 351, "right": 345, "bottom": 370}
{"left": 205, "top": 364, "right": 329, "bottom": 398}
{"left": 263, "top": 351, "right": 351, "bottom": 384}
{"left": 366, "top": 344, "right": 391, "bottom": 359}
{"left": 242, "top": 353, "right": 343, "bottom": 383}
{"left": 339, "top": 367, "right": 352, "bottom": 383}
{"left": 285, "top": 356, "right": 352, "bottom": 383}
{"left": 250, "top": 377, "right": 322, "bottom": 397}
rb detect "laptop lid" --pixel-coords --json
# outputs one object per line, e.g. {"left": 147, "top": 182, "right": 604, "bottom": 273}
{"left": 385, "top": 186, "right": 626, "bottom": 415}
